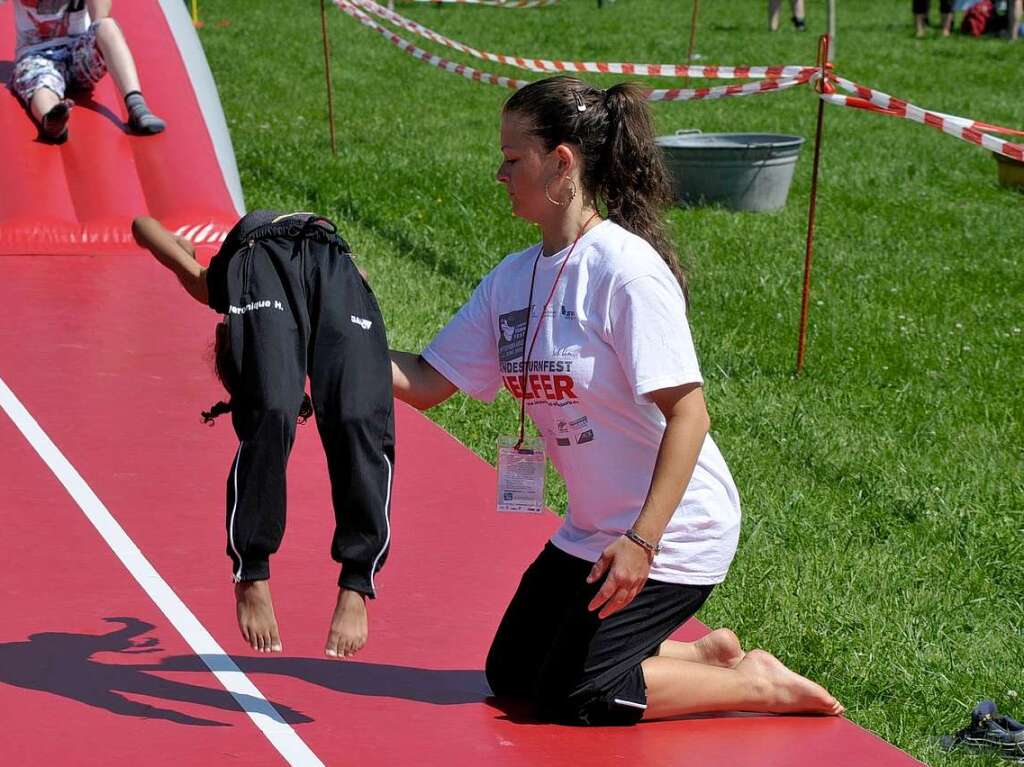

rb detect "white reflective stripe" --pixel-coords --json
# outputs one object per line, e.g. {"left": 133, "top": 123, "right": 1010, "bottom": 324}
{"left": 271, "top": 212, "right": 317, "bottom": 223}
{"left": 0, "top": 377, "right": 323, "bottom": 767}
{"left": 613, "top": 698, "right": 648, "bottom": 710}
{"left": 368, "top": 452, "right": 393, "bottom": 595}
{"left": 194, "top": 224, "right": 214, "bottom": 243}
{"left": 228, "top": 443, "right": 244, "bottom": 581}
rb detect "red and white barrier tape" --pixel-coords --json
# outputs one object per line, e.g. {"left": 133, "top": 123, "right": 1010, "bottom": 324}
{"left": 339, "top": 0, "right": 814, "bottom": 102}
{"left": 335, "top": 2, "right": 1023, "bottom": 163}
{"left": 352, "top": 0, "right": 815, "bottom": 79}
{"left": 824, "top": 75, "right": 1024, "bottom": 162}
{"left": 830, "top": 75, "right": 1024, "bottom": 138}
{"left": 649, "top": 71, "right": 813, "bottom": 102}
{"left": 336, "top": 0, "right": 528, "bottom": 89}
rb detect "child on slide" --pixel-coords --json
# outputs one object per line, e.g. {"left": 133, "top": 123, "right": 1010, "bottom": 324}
{"left": 133, "top": 212, "right": 395, "bottom": 658}
{"left": 5, "top": 0, "right": 164, "bottom": 142}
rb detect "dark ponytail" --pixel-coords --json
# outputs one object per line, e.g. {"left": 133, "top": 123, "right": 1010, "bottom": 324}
{"left": 202, "top": 320, "right": 313, "bottom": 426}
{"left": 601, "top": 83, "right": 685, "bottom": 294}
{"left": 504, "top": 76, "right": 686, "bottom": 297}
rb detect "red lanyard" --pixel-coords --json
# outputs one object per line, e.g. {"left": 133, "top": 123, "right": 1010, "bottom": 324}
{"left": 515, "top": 211, "right": 600, "bottom": 450}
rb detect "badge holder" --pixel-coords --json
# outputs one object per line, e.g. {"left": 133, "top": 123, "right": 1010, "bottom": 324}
{"left": 494, "top": 212, "right": 596, "bottom": 516}
{"left": 496, "top": 435, "right": 546, "bottom": 513}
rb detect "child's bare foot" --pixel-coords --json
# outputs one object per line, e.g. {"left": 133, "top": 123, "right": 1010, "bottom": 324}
{"left": 695, "top": 628, "right": 746, "bottom": 668}
{"left": 737, "top": 649, "right": 844, "bottom": 716}
{"left": 235, "top": 580, "right": 282, "bottom": 653}
{"left": 325, "top": 588, "right": 367, "bottom": 658}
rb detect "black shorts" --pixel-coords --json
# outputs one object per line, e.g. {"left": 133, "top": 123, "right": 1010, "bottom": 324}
{"left": 485, "top": 542, "right": 714, "bottom": 726}
{"left": 912, "top": 0, "right": 953, "bottom": 14}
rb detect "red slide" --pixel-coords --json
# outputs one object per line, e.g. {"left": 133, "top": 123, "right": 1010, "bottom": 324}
{"left": 0, "top": 0, "right": 242, "bottom": 256}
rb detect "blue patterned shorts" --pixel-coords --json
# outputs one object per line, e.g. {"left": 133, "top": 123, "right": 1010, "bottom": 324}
{"left": 11, "top": 24, "right": 107, "bottom": 103}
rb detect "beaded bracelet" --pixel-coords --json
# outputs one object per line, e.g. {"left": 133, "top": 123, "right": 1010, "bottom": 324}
{"left": 625, "top": 528, "right": 662, "bottom": 557}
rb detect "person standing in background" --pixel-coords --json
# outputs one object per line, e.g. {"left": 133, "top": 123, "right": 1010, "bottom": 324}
{"left": 768, "top": 0, "right": 806, "bottom": 31}
{"left": 914, "top": 0, "right": 954, "bottom": 37}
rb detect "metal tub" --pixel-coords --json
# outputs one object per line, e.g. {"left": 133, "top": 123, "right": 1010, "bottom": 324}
{"left": 656, "top": 130, "right": 805, "bottom": 212}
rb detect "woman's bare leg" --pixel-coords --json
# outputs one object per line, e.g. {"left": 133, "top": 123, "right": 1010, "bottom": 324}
{"left": 657, "top": 628, "right": 745, "bottom": 668}
{"left": 641, "top": 649, "right": 843, "bottom": 720}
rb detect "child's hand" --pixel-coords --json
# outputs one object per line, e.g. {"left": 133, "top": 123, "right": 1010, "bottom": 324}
{"left": 173, "top": 234, "right": 196, "bottom": 259}
{"left": 132, "top": 215, "right": 209, "bottom": 305}
{"left": 131, "top": 216, "right": 166, "bottom": 252}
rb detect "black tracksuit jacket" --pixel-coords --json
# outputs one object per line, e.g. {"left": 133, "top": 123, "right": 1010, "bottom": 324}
{"left": 206, "top": 210, "right": 394, "bottom": 597}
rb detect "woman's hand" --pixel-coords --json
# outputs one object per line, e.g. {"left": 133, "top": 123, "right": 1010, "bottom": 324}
{"left": 586, "top": 535, "right": 652, "bottom": 619}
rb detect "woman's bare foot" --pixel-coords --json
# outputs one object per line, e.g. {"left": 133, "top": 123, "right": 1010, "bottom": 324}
{"left": 692, "top": 626, "right": 749, "bottom": 663}
{"left": 737, "top": 650, "right": 844, "bottom": 716}
{"left": 325, "top": 588, "right": 367, "bottom": 658}
{"left": 695, "top": 628, "right": 746, "bottom": 668}
{"left": 656, "top": 629, "right": 744, "bottom": 667}
{"left": 235, "top": 580, "right": 282, "bottom": 653}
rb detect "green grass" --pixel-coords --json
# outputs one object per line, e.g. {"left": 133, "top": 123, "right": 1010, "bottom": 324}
{"left": 195, "top": 1, "right": 1023, "bottom": 762}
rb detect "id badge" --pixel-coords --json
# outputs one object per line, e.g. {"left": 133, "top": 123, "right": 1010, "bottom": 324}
{"left": 496, "top": 435, "right": 546, "bottom": 513}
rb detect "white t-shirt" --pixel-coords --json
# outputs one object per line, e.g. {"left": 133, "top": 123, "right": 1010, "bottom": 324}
{"left": 11, "top": 0, "right": 91, "bottom": 58}
{"left": 423, "top": 220, "right": 741, "bottom": 585}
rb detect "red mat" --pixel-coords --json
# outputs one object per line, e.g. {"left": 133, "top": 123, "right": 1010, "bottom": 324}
{"left": 0, "top": 254, "right": 925, "bottom": 766}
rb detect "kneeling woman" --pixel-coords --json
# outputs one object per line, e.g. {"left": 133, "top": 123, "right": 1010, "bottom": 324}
{"left": 391, "top": 75, "right": 842, "bottom": 725}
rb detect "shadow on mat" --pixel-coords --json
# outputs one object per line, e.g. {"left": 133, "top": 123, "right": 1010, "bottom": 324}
{"left": 0, "top": 617, "right": 312, "bottom": 727}
{"left": 156, "top": 653, "right": 491, "bottom": 706}
{"left": 69, "top": 91, "right": 125, "bottom": 132}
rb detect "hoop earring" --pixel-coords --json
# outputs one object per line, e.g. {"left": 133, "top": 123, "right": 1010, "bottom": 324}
{"left": 544, "top": 176, "right": 577, "bottom": 207}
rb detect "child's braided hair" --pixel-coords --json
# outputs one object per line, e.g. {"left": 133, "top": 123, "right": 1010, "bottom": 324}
{"left": 201, "top": 320, "right": 313, "bottom": 426}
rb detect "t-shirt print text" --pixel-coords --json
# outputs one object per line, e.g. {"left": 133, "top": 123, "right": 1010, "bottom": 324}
{"left": 553, "top": 415, "right": 595, "bottom": 447}
{"left": 497, "top": 308, "right": 529, "bottom": 363}
{"left": 497, "top": 307, "right": 579, "bottom": 404}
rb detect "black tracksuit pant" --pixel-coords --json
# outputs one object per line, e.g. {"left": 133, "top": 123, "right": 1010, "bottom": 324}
{"left": 207, "top": 211, "right": 395, "bottom": 597}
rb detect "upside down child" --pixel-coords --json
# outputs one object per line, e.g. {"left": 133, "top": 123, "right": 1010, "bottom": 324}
{"left": 133, "top": 212, "right": 395, "bottom": 657}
